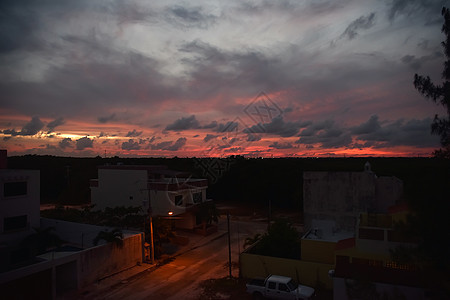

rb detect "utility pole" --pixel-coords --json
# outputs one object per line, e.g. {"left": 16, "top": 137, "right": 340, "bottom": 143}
{"left": 227, "top": 213, "right": 232, "bottom": 278}
{"left": 149, "top": 207, "right": 155, "bottom": 264}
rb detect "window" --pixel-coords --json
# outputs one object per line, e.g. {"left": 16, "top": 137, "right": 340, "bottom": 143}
{"left": 359, "top": 228, "right": 384, "bottom": 240}
{"left": 4, "top": 182, "right": 27, "bottom": 197}
{"left": 193, "top": 192, "right": 202, "bottom": 204}
{"left": 287, "top": 280, "right": 297, "bottom": 291}
{"left": 268, "top": 281, "right": 276, "bottom": 290}
{"left": 175, "top": 195, "right": 183, "bottom": 206}
{"left": 279, "top": 283, "right": 289, "bottom": 292}
{"left": 4, "top": 215, "right": 28, "bottom": 232}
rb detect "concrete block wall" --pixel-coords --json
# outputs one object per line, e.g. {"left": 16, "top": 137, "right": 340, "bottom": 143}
{"left": 78, "top": 233, "right": 143, "bottom": 286}
{"left": 240, "top": 252, "right": 334, "bottom": 290}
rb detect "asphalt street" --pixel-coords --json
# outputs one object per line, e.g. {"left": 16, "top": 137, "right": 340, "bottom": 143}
{"left": 70, "top": 216, "right": 268, "bottom": 299}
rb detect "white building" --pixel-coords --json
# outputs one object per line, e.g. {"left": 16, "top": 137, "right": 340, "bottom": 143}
{"left": 0, "top": 158, "right": 40, "bottom": 271}
{"left": 0, "top": 151, "right": 144, "bottom": 298}
{"left": 90, "top": 165, "right": 211, "bottom": 229}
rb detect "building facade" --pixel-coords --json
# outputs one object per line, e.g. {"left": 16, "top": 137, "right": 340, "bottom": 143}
{"left": 0, "top": 169, "right": 40, "bottom": 246}
{"left": 303, "top": 163, "right": 403, "bottom": 232}
{"left": 90, "top": 165, "right": 210, "bottom": 229}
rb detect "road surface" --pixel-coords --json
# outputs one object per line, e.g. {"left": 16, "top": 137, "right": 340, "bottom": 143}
{"left": 75, "top": 217, "right": 267, "bottom": 299}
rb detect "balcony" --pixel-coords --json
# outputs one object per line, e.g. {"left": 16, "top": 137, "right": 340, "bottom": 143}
{"left": 147, "top": 178, "right": 208, "bottom": 191}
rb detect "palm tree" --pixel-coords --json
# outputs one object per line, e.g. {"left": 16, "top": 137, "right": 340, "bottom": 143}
{"left": 93, "top": 228, "right": 124, "bottom": 248}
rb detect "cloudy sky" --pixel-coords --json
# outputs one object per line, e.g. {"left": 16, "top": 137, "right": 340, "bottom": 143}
{"left": 0, "top": 0, "right": 447, "bottom": 157}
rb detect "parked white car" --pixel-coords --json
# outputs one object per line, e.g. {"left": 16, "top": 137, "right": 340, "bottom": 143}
{"left": 246, "top": 275, "right": 315, "bottom": 299}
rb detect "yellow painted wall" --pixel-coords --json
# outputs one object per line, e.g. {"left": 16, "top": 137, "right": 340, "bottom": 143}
{"left": 391, "top": 211, "right": 409, "bottom": 224}
{"left": 240, "top": 253, "right": 334, "bottom": 290}
{"left": 301, "top": 239, "right": 336, "bottom": 264}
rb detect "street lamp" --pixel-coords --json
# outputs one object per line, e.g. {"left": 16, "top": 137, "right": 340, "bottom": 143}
{"left": 143, "top": 199, "right": 155, "bottom": 264}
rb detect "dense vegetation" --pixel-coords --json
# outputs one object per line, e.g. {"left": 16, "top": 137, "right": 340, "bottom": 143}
{"left": 7, "top": 155, "right": 449, "bottom": 212}
{"left": 245, "top": 218, "right": 301, "bottom": 259}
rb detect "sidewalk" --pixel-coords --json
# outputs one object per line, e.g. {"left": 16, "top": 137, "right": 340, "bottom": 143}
{"left": 65, "top": 228, "right": 227, "bottom": 299}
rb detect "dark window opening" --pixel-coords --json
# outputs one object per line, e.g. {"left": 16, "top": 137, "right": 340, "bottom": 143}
{"left": 175, "top": 195, "right": 183, "bottom": 206}
{"left": 193, "top": 192, "right": 202, "bottom": 204}
{"left": 4, "top": 182, "right": 27, "bottom": 197}
{"left": 279, "top": 283, "right": 289, "bottom": 292}
{"left": 4, "top": 215, "right": 28, "bottom": 232}
{"left": 10, "top": 247, "right": 30, "bottom": 264}
{"left": 268, "top": 281, "right": 276, "bottom": 290}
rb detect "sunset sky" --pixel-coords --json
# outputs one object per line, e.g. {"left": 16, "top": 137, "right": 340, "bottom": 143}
{"left": 0, "top": 0, "right": 447, "bottom": 157}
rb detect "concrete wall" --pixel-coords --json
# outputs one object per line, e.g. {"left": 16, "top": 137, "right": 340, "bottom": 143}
{"left": 41, "top": 218, "right": 144, "bottom": 287}
{"left": 333, "top": 277, "right": 428, "bottom": 300}
{"left": 240, "top": 252, "right": 334, "bottom": 290}
{"left": 303, "top": 171, "right": 376, "bottom": 231}
{"left": 0, "top": 169, "right": 40, "bottom": 245}
{"left": 303, "top": 171, "right": 402, "bottom": 231}
{"left": 78, "top": 233, "right": 143, "bottom": 286}
{"left": 375, "top": 176, "right": 403, "bottom": 212}
{"left": 0, "top": 222, "right": 143, "bottom": 297}
{"left": 41, "top": 218, "right": 140, "bottom": 248}
{"left": 301, "top": 239, "right": 336, "bottom": 264}
{"left": 91, "top": 169, "right": 149, "bottom": 210}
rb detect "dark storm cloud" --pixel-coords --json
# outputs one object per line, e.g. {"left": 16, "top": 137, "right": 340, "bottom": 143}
{"left": 59, "top": 137, "right": 73, "bottom": 149}
{"left": 245, "top": 116, "right": 310, "bottom": 137}
{"left": 122, "top": 139, "right": 141, "bottom": 150}
{"left": 179, "top": 40, "right": 292, "bottom": 97}
{"left": 269, "top": 141, "right": 294, "bottom": 149}
{"left": 47, "top": 117, "right": 65, "bottom": 132}
{"left": 98, "top": 114, "right": 117, "bottom": 124}
{"left": 21, "top": 116, "right": 45, "bottom": 135}
{"left": 202, "top": 121, "right": 218, "bottom": 129}
{"left": 126, "top": 129, "right": 143, "bottom": 137}
{"left": 203, "top": 134, "right": 218, "bottom": 142}
{"left": 386, "top": 0, "right": 446, "bottom": 22}
{"left": 401, "top": 51, "right": 443, "bottom": 71}
{"left": 354, "top": 116, "right": 438, "bottom": 148}
{"left": 340, "top": 13, "right": 376, "bottom": 40}
{"left": 2, "top": 47, "right": 180, "bottom": 120}
{"left": 165, "top": 115, "right": 199, "bottom": 131}
{"left": 299, "top": 120, "right": 335, "bottom": 137}
{"left": 166, "top": 5, "right": 216, "bottom": 29}
{"left": 0, "top": 0, "right": 152, "bottom": 53}
{"left": 297, "top": 120, "right": 353, "bottom": 148}
{"left": 0, "top": 1, "right": 42, "bottom": 53}
{"left": 214, "top": 121, "right": 239, "bottom": 133}
{"left": 150, "top": 137, "right": 187, "bottom": 151}
{"left": 76, "top": 136, "right": 93, "bottom": 150}
{"left": 294, "top": 115, "right": 439, "bottom": 149}
{"left": 236, "top": 0, "right": 297, "bottom": 14}
{"left": 351, "top": 115, "right": 381, "bottom": 134}
{"left": 168, "top": 137, "right": 187, "bottom": 151}
{"left": 247, "top": 133, "right": 261, "bottom": 142}
{"left": 2, "top": 116, "right": 45, "bottom": 136}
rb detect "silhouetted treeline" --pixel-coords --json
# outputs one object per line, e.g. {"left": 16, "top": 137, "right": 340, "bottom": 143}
{"left": 7, "top": 155, "right": 450, "bottom": 212}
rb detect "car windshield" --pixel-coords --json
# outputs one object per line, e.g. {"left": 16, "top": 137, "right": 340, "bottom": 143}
{"left": 287, "top": 280, "right": 297, "bottom": 291}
